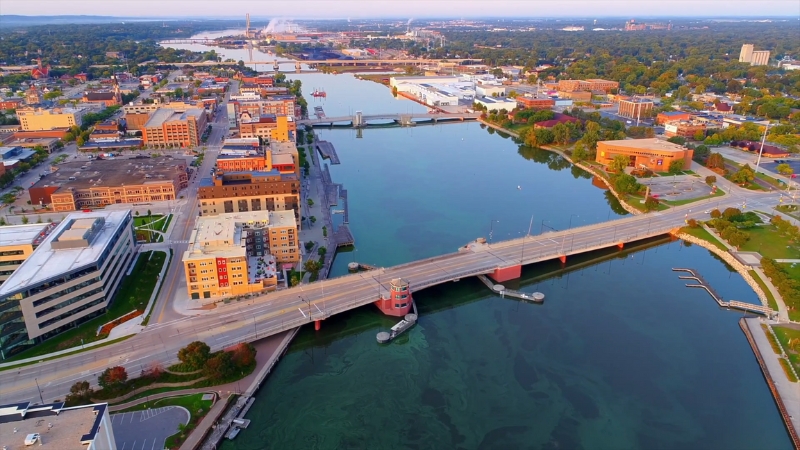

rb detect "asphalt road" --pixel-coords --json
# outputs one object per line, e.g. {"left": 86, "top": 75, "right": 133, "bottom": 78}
{"left": 0, "top": 186, "right": 782, "bottom": 405}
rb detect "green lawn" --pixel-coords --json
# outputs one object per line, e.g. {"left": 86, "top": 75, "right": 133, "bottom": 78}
{"left": 739, "top": 226, "right": 800, "bottom": 260}
{"left": 751, "top": 270, "right": 779, "bottom": 311}
{"left": 117, "top": 392, "right": 213, "bottom": 414}
{"left": 775, "top": 204, "right": 800, "bottom": 220}
{"left": 680, "top": 226, "right": 728, "bottom": 252}
{"left": 660, "top": 188, "right": 726, "bottom": 206}
{"left": 133, "top": 215, "right": 172, "bottom": 243}
{"left": 627, "top": 194, "right": 670, "bottom": 212}
{"left": 772, "top": 326, "right": 800, "bottom": 374}
{"left": 2, "top": 251, "right": 167, "bottom": 362}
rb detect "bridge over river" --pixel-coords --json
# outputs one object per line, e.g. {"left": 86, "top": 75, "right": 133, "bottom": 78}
{"left": 0, "top": 193, "right": 779, "bottom": 404}
{"left": 299, "top": 112, "right": 482, "bottom": 127}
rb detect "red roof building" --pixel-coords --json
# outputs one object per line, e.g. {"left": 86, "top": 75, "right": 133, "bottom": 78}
{"left": 533, "top": 113, "right": 580, "bottom": 129}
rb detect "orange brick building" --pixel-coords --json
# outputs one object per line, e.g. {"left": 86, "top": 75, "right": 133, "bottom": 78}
{"left": 596, "top": 138, "right": 693, "bottom": 171}
{"left": 142, "top": 108, "right": 207, "bottom": 148}
{"left": 515, "top": 97, "right": 555, "bottom": 109}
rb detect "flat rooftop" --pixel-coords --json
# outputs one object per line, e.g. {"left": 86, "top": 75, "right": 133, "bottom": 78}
{"left": 32, "top": 156, "right": 186, "bottom": 191}
{"left": 269, "top": 141, "right": 297, "bottom": 156}
{"left": 600, "top": 138, "right": 686, "bottom": 152}
{"left": 0, "top": 210, "right": 130, "bottom": 296}
{"left": 0, "top": 402, "right": 107, "bottom": 450}
{"left": 144, "top": 108, "right": 204, "bottom": 128}
{"left": 0, "top": 223, "right": 52, "bottom": 248}
{"left": 184, "top": 210, "right": 296, "bottom": 261}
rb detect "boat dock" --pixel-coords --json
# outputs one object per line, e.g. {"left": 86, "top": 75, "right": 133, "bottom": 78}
{"left": 672, "top": 268, "right": 775, "bottom": 317}
{"left": 377, "top": 305, "right": 418, "bottom": 343}
{"left": 476, "top": 275, "right": 545, "bottom": 303}
{"left": 340, "top": 189, "right": 349, "bottom": 223}
{"left": 333, "top": 225, "right": 355, "bottom": 247}
{"left": 314, "top": 106, "right": 326, "bottom": 119}
{"left": 316, "top": 140, "right": 340, "bottom": 164}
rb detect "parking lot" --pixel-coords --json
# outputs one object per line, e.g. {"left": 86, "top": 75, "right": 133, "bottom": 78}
{"left": 111, "top": 406, "right": 189, "bottom": 450}
{"left": 640, "top": 175, "right": 715, "bottom": 202}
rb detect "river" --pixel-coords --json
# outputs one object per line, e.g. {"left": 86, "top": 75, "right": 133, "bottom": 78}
{"left": 161, "top": 35, "right": 793, "bottom": 449}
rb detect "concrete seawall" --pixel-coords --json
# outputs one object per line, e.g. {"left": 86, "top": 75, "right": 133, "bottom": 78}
{"left": 740, "top": 318, "right": 800, "bottom": 449}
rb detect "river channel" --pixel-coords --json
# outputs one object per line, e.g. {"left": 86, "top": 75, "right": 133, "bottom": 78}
{"left": 162, "top": 35, "right": 792, "bottom": 449}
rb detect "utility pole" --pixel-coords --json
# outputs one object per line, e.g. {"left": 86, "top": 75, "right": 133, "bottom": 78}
{"left": 755, "top": 122, "right": 771, "bottom": 175}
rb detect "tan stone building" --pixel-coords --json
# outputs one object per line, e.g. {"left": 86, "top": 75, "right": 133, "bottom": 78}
{"left": 238, "top": 113, "right": 296, "bottom": 143}
{"left": 198, "top": 170, "right": 300, "bottom": 219}
{"left": 557, "top": 79, "right": 619, "bottom": 93}
{"left": 182, "top": 210, "right": 299, "bottom": 299}
{"left": 29, "top": 156, "right": 188, "bottom": 211}
{"left": 17, "top": 107, "right": 84, "bottom": 131}
{"left": 618, "top": 98, "right": 654, "bottom": 120}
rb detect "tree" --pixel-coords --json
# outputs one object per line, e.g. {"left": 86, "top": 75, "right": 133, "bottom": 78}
{"left": 693, "top": 144, "right": 710, "bottom": 160}
{"left": 21, "top": 216, "right": 28, "bottom": 224}
{"left": 609, "top": 154, "right": 629, "bottom": 173}
{"left": 98, "top": 366, "right": 128, "bottom": 389}
{"left": 705, "top": 175, "right": 717, "bottom": 185}
{"left": 230, "top": 343, "right": 257, "bottom": 368}
{"left": 706, "top": 152, "right": 724, "bottom": 170}
{"left": 571, "top": 141, "right": 589, "bottom": 161}
{"left": 710, "top": 209, "right": 722, "bottom": 219}
{"left": 552, "top": 123, "right": 570, "bottom": 145}
{"left": 693, "top": 130, "right": 706, "bottom": 141}
{"left": 668, "top": 160, "right": 684, "bottom": 175}
{"left": 177, "top": 341, "right": 211, "bottom": 370}
{"left": 204, "top": 351, "right": 235, "bottom": 381}
{"left": 667, "top": 136, "right": 686, "bottom": 146}
{"left": 722, "top": 207, "right": 742, "bottom": 220}
{"left": 64, "top": 381, "right": 93, "bottom": 407}
{"left": 644, "top": 196, "right": 660, "bottom": 212}
{"left": 612, "top": 173, "right": 641, "bottom": 195}
{"left": 730, "top": 164, "right": 755, "bottom": 185}
{"left": 307, "top": 198, "right": 314, "bottom": 207}
{"left": 776, "top": 163, "right": 794, "bottom": 176}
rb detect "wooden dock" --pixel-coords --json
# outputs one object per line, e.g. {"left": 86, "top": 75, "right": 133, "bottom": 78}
{"left": 334, "top": 225, "right": 355, "bottom": 247}
{"left": 316, "top": 141, "right": 340, "bottom": 164}
{"left": 672, "top": 268, "right": 775, "bottom": 317}
{"left": 340, "top": 189, "right": 349, "bottom": 224}
{"left": 476, "top": 275, "right": 544, "bottom": 303}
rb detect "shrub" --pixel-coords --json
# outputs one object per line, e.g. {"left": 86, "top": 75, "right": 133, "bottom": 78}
{"left": 177, "top": 341, "right": 211, "bottom": 370}
{"left": 705, "top": 175, "right": 717, "bottom": 185}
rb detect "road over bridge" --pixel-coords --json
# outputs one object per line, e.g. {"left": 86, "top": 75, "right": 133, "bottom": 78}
{"left": 0, "top": 192, "right": 779, "bottom": 404}
{"left": 298, "top": 112, "right": 482, "bottom": 127}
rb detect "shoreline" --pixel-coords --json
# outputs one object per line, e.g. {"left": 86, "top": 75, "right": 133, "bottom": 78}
{"left": 740, "top": 318, "right": 800, "bottom": 449}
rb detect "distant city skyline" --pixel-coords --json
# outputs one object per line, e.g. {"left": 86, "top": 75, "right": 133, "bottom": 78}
{"left": 3, "top": 0, "right": 799, "bottom": 18}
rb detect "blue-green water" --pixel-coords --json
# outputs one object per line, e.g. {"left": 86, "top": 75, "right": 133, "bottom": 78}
{"left": 147, "top": 62, "right": 790, "bottom": 448}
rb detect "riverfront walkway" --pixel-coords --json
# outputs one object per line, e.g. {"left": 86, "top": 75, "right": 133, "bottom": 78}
{"left": 316, "top": 140, "right": 340, "bottom": 164}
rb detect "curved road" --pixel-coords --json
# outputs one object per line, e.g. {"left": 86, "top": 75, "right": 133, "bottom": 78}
{"left": 0, "top": 188, "right": 782, "bottom": 405}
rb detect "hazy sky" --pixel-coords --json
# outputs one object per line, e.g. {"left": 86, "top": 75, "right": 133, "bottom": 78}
{"left": 2, "top": 0, "right": 798, "bottom": 18}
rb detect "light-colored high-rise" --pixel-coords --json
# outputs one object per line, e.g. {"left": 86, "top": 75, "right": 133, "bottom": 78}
{"left": 739, "top": 44, "right": 754, "bottom": 63}
{"left": 751, "top": 50, "right": 771, "bottom": 66}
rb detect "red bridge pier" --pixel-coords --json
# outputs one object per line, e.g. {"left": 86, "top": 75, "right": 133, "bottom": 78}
{"left": 487, "top": 265, "right": 522, "bottom": 283}
{"left": 374, "top": 278, "right": 413, "bottom": 317}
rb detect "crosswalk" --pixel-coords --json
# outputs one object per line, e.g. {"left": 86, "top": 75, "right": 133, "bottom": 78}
{"left": 168, "top": 240, "right": 190, "bottom": 244}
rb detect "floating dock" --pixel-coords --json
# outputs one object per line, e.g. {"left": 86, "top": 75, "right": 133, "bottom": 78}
{"left": 377, "top": 311, "right": 418, "bottom": 343}
{"left": 476, "top": 275, "right": 544, "bottom": 303}
{"left": 340, "top": 189, "right": 349, "bottom": 224}
{"left": 672, "top": 268, "right": 775, "bottom": 317}
{"left": 333, "top": 225, "right": 355, "bottom": 247}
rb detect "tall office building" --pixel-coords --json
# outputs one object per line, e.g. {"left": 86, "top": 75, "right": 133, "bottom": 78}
{"left": 751, "top": 50, "right": 771, "bottom": 66}
{"left": 739, "top": 44, "right": 754, "bottom": 63}
{"left": 739, "top": 44, "right": 770, "bottom": 66}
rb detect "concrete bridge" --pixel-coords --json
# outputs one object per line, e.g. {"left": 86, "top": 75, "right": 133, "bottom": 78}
{"left": 299, "top": 112, "right": 482, "bottom": 127}
{"left": 0, "top": 194, "right": 779, "bottom": 405}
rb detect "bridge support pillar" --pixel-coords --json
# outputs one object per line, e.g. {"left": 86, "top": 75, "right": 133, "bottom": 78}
{"left": 374, "top": 278, "right": 414, "bottom": 317}
{"left": 559, "top": 255, "right": 567, "bottom": 264}
{"left": 487, "top": 265, "right": 521, "bottom": 283}
{"left": 314, "top": 320, "right": 321, "bottom": 331}
{"left": 617, "top": 242, "right": 624, "bottom": 249}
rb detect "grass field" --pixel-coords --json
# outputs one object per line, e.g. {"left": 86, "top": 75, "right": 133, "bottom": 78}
{"left": 2, "top": 251, "right": 167, "bottom": 362}
{"left": 134, "top": 214, "right": 172, "bottom": 243}
{"left": 680, "top": 226, "right": 728, "bottom": 252}
{"left": 751, "top": 270, "right": 779, "bottom": 311}
{"left": 772, "top": 326, "right": 800, "bottom": 374}
{"left": 739, "top": 226, "right": 800, "bottom": 260}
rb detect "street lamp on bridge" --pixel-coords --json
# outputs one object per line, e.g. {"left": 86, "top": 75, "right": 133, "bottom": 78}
{"left": 568, "top": 214, "right": 579, "bottom": 230}
{"left": 489, "top": 219, "right": 500, "bottom": 242}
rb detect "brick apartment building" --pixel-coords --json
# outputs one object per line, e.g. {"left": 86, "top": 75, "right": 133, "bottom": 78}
{"left": 197, "top": 170, "right": 300, "bottom": 219}
{"left": 30, "top": 156, "right": 188, "bottom": 211}
{"left": 142, "top": 108, "right": 207, "bottom": 147}
{"left": 516, "top": 97, "right": 555, "bottom": 109}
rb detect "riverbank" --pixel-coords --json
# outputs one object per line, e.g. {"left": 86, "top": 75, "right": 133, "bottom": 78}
{"left": 740, "top": 318, "right": 800, "bottom": 449}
